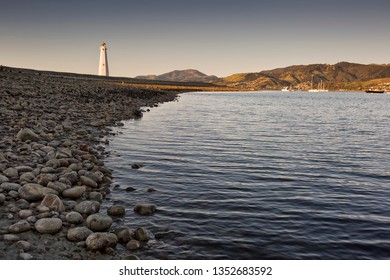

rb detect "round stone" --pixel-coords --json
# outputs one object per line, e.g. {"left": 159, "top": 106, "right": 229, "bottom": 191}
{"left": 134, "top": 227, "right": 150, "bottom": 242}
{"left": 65, "top": 211, "right": 84, "bottom": 224}
{"left": 126, "top": 240, "right": 141, "bottom": 250}
{"left": 113, "top": 226, "right": 132, "bottom": 244}
{"left": 3, "top": 167, "right": 18, "bottom": 178}
{"left": 134, "top": 203, "right": 156, "bottom": 215}
{"left": 9, "top": 220, "right": 31, "bottom": 234}
{"left": 85, "top": 232, "right": 118, "bottom": 251}
{"left": 88, "top": 191, "right": 103, "bottom": 202}
{"left": 19, "top": 209, "right": 33, "bottom": 219}
{"left": 34, "top": 217, "right": 62, "bottom": 234}
{"left": 67, "top": 227, "right": 93, "bottom": 242}
{"left": 18, "top": 183, "right": 58, "bottom": 201}
{"left": 17, "top": 128, "right": 40, "bottom": 142}
{"left": 40, "top": 194, "right": 65, "bottom": 212}
{"left": 0, "top": 193, "right": 5, "bottom": 205}
{"left": 80, "top": 175, "right": 97, "bottom": 188}
{"left": 107, "top": 205, "right": 126, "bottom": 216}
{"left": 86, "top": 213, "right": 112, "bottom": 232}
{"left": 74, "top": 200, "right": 100, "bottom": 215}
{"left": 62, "top": 186, "right": 86, "bottom": 199}
{"left": 16, "top": 240, "right": 33, "bottom": 252}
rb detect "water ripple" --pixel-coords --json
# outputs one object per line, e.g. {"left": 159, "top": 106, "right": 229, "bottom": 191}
{"left": 105, "top": 91, "right": 390, "bottom": 259}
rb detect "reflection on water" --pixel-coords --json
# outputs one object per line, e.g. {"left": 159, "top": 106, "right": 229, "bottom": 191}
{"left": 104, "top": 91, "right": 390, "bottom": 259}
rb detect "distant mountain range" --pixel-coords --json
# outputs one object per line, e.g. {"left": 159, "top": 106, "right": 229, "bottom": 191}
{"left": 136, "top": 62, "right": 390, "bottom": 91}
{"left": 136, "top": 69, "right": 218, "bottom": 83}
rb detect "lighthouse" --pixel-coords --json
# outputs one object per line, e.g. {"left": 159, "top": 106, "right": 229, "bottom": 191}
{"left": 98, "top": 41, "right": 109, "bottom": 76}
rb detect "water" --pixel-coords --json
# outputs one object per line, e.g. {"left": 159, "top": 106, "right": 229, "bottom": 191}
{"left": 104, "top": 91, "right": 390, "bottom": 259}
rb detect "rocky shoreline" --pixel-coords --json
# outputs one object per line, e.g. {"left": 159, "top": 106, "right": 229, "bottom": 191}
{"left": 0, "top": 67, "right": 179, "bottom": 259}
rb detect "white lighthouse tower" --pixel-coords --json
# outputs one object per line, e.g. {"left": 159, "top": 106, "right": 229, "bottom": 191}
{"left": 98, "top": 41, "right": 109, "bottom": 76}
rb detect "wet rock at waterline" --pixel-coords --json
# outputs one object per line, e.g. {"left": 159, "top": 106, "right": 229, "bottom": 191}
{"left": 0, "top": 67, "right": 179, "bottom": 260}
{"left": 86, "top": 213, "right": 113, "bottom": 232}
{"left": 85, "top": 232, "right": 118, "bottom": 251}
{"left": 134, "top": 203, "right": 157, "bottom": 215}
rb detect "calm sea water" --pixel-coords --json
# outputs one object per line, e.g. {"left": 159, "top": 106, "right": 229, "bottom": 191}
{"left": 104, "top": 91, "right": 390, "bottom": 259}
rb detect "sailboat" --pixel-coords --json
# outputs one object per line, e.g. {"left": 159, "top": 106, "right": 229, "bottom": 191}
{"left": 308, "top": 75, "right": 319, "bottom": 92}
{"left": 308, "top": 76, "right": 328, "bottom": 92}
{"left": 318, "top": 80, "right": 328, "bottom": 92}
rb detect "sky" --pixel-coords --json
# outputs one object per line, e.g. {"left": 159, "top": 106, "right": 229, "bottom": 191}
{"left": 0, "top": 0, "right": 389, "bottom": 77}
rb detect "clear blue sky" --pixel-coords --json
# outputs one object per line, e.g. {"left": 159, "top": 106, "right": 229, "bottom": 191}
{"left": 1, "top": 0, "right": 389, "bottom": 77}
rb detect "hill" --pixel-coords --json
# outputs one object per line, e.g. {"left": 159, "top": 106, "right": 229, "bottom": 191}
{"left": 217, "top": 62, "right": 390, "bottom": 91}
{"left": 136, "top": 69, "right": 218, "bottom": 83}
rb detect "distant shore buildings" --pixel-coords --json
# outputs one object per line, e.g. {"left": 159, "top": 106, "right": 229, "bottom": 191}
{"left": 98, "top": 41, "right": 109, "bottom": 76}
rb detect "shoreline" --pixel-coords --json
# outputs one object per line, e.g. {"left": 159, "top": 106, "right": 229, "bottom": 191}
{"left": 0, "top": 67, "right": 186, "bottom": 260}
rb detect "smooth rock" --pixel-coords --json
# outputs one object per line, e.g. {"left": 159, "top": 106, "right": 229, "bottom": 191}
{"left": 62, "top": 186, "right": 86, "bottom": 199}
{"left": 83, "top": 171, "right": 103, "bottom": 183}
{"left": 19, "top": 172, "right": 35, "bottom": 183}
{"left": 126, "top": 240, "right": 141, "bottom": 250}
{"left": 88, "top": 192, "right": 103, "bottom": 202}
{"left": 19, "top": 209, "right": 33, "bottom": 219}
{"left": 134, "top": 227, "right": 150, "bottom": 241}
{"left": 113, "top": 226, "right": 133, "bottom": 244}
{"left": 67, "top": 227, "right": 93, "bottom": 242}
{"left": 86, "top": 213, "right": 113, "bottom": 232}
{"left": 36, "top": 205, "right": 50, "bottom": 213}
{"left": 9, "top": 220, "right": 31, "bottom": 233}
{"left": 15, "top": 166, "right": 34, "bottom": 173}
{"left": 19, "top": 253, "right": 33, "bottom": 260}
{"left": 85, "top": 232, "right": 118, "bottom": 251}
{"left": 61, "top": 171, "right": 78, "bottom": 185}
{"left": 0, "top": 174, "right": 9, "bottom": 183}
{"left": 134, "top": 203, "right": 156, "bottom": 215}
{"left": 107, "top": 205, "right": 126, "bottom": 216}
{"left": 65, "top": 211, "right": 84, "bottom": 224}
{"left": 34, "top": 217, "right": 62, "bottom": 234}
{"left": 36, "top": 173, "right": 56, "bottom": 186}
{"left": 17, "top": 128, "right": 40, "bottom": 142}
{"left": 9, "top": 190, "right": 19, "bottom": 199}
{"left": 16, "top": 240, "right": 33, "bottom": 252}
{"left": 40, "top": 194, "right": 65, "bottom": 212}
{"left": 80, "top": 175, "right": 97, "bottom": 188}
{"left": 3, "top": 234, "right": 21, "bottom": 242}
{"left": 3, "top": 167, "right": 18, "bottom": 178}
{"left": 0, "top": 193, "right": 5, "bottom": 204}
{"left": 46, "top": 181, "right": 67, "bottom": 193}
{"left": 18, "top": 183, "right": 58, "bottom": 201}
{"left": 74, "top": 200, "right": 100, "bottom": 215}
{"left": 0, "top": 182, "right": 21, "bottom": 191}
